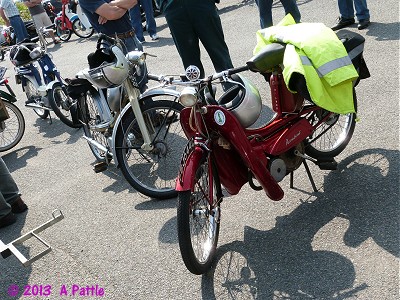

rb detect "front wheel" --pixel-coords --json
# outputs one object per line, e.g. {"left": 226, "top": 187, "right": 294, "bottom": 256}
{"left": 0, "top": 101, "right": 25, "bottom": 152}
{"left": 48, "top": 83, "right": 81, "bottom": 128}
{"left": 55, "top": 21, "right": 72, "bottom": 41}
{"left": 114, "top": 97, "right": 184, "bottom": 199}
{"left": 24, "top": 79, "right": 49, "bottom": 119}
{"left": 305, "top": 92, "right": 357, "bottom": 159}
{"left": 72, "top": 19, "right": 94, "bottom": 38}
{"left": 177, "top": 154, "right": 221, "bottom": 275}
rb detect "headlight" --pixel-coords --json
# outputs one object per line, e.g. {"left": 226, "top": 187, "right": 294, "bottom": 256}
{"left": 179, "top": 87, "right": 197, "bottom": 107}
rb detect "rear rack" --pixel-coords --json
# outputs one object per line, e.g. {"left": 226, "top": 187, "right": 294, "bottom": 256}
{"left": 0, "top": 209, "right": 64, "bottom": 267}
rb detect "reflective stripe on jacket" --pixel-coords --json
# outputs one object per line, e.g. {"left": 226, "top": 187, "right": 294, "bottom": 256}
{"left": 254, "top": 14, "right": 359, "bottom": 114}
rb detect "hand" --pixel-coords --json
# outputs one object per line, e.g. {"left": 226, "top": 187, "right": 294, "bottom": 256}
{"left": 98, "top": 15, "right": 108, "bottom": 25}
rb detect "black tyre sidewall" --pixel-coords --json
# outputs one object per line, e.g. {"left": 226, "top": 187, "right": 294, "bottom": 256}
{"left": 48, "top": 83, "right": 77, "bottom": 128}
{"left": 114, "top": 99, "right": 183, "bottom": 199}
{"left": 72, "top": 19, "right": 94, "bottom": 38}
{"left": 0, "top": 102, "right": 25, "bottom": 152}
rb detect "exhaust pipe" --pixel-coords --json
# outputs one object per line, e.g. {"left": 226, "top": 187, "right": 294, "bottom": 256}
{"left": 82, "top": 136, "right": 112, "bottom": 156}
{"left": 25, "top": 103, "right": 52, "bottom": 110}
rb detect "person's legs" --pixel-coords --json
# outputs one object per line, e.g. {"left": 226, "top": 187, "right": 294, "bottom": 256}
{"left": 338, "top": 0, "right": 355, "bottom": 19}
{"left": 9, "top": 16, "right": 29, "bottom": 43}
{"left": 280, "top": 0, "right": 301, "bottom": 23}
{"left": 140, "top": 0, "right": 157, "bottom": 37}
{"left": 40, "top": 12, "right": 58, "bottom": 42}
{"left": 353, "top": 0, "right": 370, "bottom": 21}
{"left": 129, "top": 5, "right": 145, "bottom": 42}
{"left": 191, "top": 3, "right": 233, "bottom": 74}
{"left": 255, "top": 0, "right": 274, "bottom": 28}
{"left": 0, "top": 158, "right": 20, "bottom": 205}
{"left": 165, "top": 2, "right": 204, "bottom": 77}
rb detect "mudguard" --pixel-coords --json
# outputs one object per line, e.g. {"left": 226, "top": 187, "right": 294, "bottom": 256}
{"left": 176, "top": 140, "right": 206, "bottom": 191}
{"left": 111, "top": 88, "right": 180, "bottom": 167}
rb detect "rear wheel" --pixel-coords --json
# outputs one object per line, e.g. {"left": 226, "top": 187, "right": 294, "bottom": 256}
{"left": 305, "top": 92, "right": 357, "bottom": 159}
{"left": 114, "top": 97, "right": 184, "bottom": 199}
{"left": 80, "top": 91, "right": 109, "bottom": 162}
{"left": 177, "top": 154, "right": 220, "bottom": 275}
{"left": 48, "top": 83, "right": 81, "bottom": 128}
{"left": 72, "top": 19, "right": 94, "bottom": 38}
{"left": 55, "top": 21, "right": 72, "bottom": 41}
{"left": 0, "top": 101, "right": 25, "bottom": 152}
{"left": 24, "top": 80, "right": 49, "bottom": 119}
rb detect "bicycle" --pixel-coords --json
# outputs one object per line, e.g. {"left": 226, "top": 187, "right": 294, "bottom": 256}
{"left": 0, "top": 67, "right": 25, "bottom": 152}
{"left": 68, "top": 34, "right": 186, "bottom": 199}
{"left": 9, "top": 28, "right": 81, "bottom": 128}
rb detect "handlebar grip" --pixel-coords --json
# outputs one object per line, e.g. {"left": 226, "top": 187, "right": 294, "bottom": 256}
{"left": 227, "top": 65, "right": 249, "bottom": 75}
{"left": 147, "top": 74, "right": 160, "bottom": 81}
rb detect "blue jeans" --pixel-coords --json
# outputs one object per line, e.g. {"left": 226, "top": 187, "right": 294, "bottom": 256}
{"left": 130, "top": 0, "right": 157, "bottom": 42}
{"left": 338, "top": 0, "right": 370, "bottom": 21}
{"left": 0, "top": 158, "right": 20, "bottom": 219}
{"left": 9, "top": 15, "right": 29, "bottom": 43}
{"left": 255, "top": 0, "right": 301, "bottom": 28}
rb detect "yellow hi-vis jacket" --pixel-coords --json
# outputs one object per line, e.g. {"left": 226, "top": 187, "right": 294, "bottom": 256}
{"left": 254, "top": 14, "right": 359, "bottom": 114}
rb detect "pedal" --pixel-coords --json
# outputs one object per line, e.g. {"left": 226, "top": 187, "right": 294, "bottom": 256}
{"left": 93, "top": 161, "right": 108, "bottom": 173}
{"left": 317, "top": 159, "right": 338, "bottom": 170}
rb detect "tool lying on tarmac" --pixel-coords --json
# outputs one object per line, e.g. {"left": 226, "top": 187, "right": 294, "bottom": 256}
{"left": 0, "top": 209, "right": 64, "bottom": 267}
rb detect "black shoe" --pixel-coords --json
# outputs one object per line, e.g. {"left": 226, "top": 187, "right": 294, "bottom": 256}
{"left": 358, "top": 19, "right": 370, "bottom": 30}
{"left": 331, "top": 16, "right": 355, "bottom": 31}
{"left": 11, "top": 197, "right": 28, "bottom": 214}
{"left": 0, "top": 212, "right": 17, "bottom": 229}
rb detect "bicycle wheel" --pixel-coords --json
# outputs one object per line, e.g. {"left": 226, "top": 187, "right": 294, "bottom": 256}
{"left": 177, "top": 154, "right": 221, "bottom": 275}
{"left": 48, "top": 82, "right": 81, "bottom": 128}
{"left": 305, "top": 92, "right": 357, "bottom": 159}
{"left": 24, "top": 80, "right": 49, "bottom": 119}
{"left": 0, "top": 101, "right": 25, "bottom": 152}
{"left": 80, "top": 91, "right": 109, "bottom": 162}
{"left": 114, "top": 97, "right": 184, "bottom": 199}
{"left": 72, "top": 19, "right": 94, "bottom": 38}
{"left": 55, "top": 22, "right": 72, "bottom": 41}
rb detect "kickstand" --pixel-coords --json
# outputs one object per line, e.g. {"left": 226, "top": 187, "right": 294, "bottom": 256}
{"left": 290, "top": 160, "right": 318, "bottom": 192}
{"left": 48, "top": 112, "right": 53, "bottom": 125}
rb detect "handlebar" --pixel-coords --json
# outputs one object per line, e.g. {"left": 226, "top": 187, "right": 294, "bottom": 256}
{"left": 147, "top": 65, "right": 249, "bottom": 87}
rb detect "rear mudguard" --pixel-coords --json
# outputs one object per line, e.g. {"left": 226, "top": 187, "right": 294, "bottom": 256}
{"left": 111, "top": 88, "right": 180, "bottom": 167}
{"left": 179, "top": 106, "right": 284, "bottom": 201}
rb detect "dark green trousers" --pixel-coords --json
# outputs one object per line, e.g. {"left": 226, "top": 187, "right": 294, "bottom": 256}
{"left": 165, "top": 0, "right": 233, "bottom": 78}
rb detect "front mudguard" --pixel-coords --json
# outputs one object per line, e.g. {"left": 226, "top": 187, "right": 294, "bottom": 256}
{"left": 111, "top": 87, "right": 181, "bottom": 168}
{"left": 176, "top": 140, "right": 207, "bottom": 191}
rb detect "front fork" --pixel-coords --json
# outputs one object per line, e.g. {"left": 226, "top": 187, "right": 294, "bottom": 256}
{"left": 123, "top": 80, "right": 153, "bottom": 151}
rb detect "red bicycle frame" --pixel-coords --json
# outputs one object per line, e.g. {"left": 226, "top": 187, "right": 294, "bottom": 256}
{"left": 56, "top": 0, "right": 73, "bottom": 31}
{"left": 176, "top": 71, "right": 330, "bottom": 201}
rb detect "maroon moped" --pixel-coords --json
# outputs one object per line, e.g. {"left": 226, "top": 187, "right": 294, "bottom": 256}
{"left": 171, "top": 30, "right": 370, "bottom": 274}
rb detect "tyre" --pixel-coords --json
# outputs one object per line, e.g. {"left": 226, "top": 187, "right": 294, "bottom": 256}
{"left": 55, "top": 22, "right": 72, "bottom": 41}
{"left": 305, "top": 92, "right": 357, "bottom": 159}
{"left": 24, "top": 80, "right": 49, "bottom": 119}
{"left": 177, "top": 154, "right": 221, "bottom": 275}
{"left": 72, "top": 19, "right": 94, "bottom": 38}
{"left": 114, "top": 97, "right": 184, "bottom": 199}
{"left": 80, "top": 91, "right": 109, "bottom": 162}
{"left": 0, "top": 101, "right": 25, "bottom": 152}
{"left": 48, "top": 83, "right": 81, "bottom": 128}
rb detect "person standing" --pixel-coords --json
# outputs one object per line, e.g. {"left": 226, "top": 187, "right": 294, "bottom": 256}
{"left": 22, "top": 0, "right": 60, "bottom": 44}
{"left": 156, "top": 0, "right": 233, "bottom": 78}
{"left": 255, "top": 0, "right": 301, "bottom": 28}
{"left": 0, "top": 0, "right": 29, "bottom": 43}
{"left": 129, "top": 0, "right": 159, "bottom": 43}
{"left": 0, "top": 157, "right": 28, "bottom": 229}
{"left": 331, "top": 0, "right": 370, "bottom": 30}
{"left": 79, "top": 0, "right": 143, "bottom": 52}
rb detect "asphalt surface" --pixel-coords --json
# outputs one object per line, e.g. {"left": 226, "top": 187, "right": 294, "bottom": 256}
{"left": 0, "top": 1, "right": 399, "bottom": 299}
